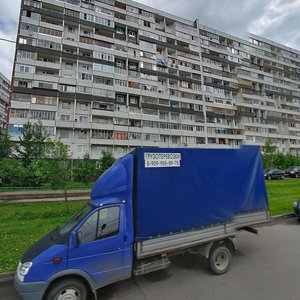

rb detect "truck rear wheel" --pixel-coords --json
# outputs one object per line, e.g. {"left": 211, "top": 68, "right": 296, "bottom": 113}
{"left": 46, "top": 278, "right": 87, "bottom": 300}
{"left": 208, "top": 244, "right": 231, "bottom": 275}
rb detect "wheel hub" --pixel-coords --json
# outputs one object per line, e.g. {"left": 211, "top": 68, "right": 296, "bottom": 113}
{"left": 215, "top": 252, "right": 228, "bottom": 270}
{"left": 56, "top": 288, "right": 80, "bottom": 300}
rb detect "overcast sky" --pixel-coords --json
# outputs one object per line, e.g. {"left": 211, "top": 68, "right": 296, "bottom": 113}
{"left": 1, "top": 0, "right": 300, "bottom": 80}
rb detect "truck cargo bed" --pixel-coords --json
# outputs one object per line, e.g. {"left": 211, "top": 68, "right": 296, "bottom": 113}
{"left": 136, "top": 210, "right": 269, "bottom": 258}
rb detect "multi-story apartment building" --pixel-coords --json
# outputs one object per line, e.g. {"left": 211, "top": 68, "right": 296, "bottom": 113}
{"left": 8, "top": 0, "right": 300, "bottom": 158}
{"left": 0, "top": 72, "right": 10, "bottom": 129}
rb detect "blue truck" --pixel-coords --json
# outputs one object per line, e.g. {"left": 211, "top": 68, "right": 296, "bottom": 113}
{"left": 14, "top": 146, "right": 269, "bottom": 300}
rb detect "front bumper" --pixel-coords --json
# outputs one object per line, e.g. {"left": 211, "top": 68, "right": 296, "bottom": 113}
{"left": 14, "top": 273, "right": 49, "bottom": 300}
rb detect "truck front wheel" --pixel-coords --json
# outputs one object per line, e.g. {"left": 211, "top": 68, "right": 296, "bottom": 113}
{"left": 208, "top": 244, "right": 231, "bottom": 275}
{"left": 46, "top": 278, "right": 88, "bottom": 300}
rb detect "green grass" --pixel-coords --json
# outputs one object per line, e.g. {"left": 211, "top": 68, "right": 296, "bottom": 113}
{"left": 266, "top": 178, "right": 300, "bottom": 216}
{"left": 0, "top": 179, "right": 299, "bottom": 273}
{"left": 0, "top": 201, "right": 87, "bottom": 273}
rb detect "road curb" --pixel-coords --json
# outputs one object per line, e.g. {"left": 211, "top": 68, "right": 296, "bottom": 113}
{"left": 0, "top": 272, "right": 14, "bottom": 283}
{"left": 271, "top": 213, "right": 295, "bottom": 221}
{"left": 0, "top": 213, "right": 296, "bottom": 283}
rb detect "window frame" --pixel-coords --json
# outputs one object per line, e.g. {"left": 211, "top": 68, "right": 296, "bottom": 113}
{"left": 78, "top": 206, "right": 120, "bottom": 244}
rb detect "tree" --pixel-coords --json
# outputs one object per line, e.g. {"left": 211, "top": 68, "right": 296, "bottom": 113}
{"left": 0, "top": 129, "right": 11, "bottom": 159}
{"left": 15, "top": 121, "right": 48, "bottom": 167}
{"left": 98, "top": 150, "right": 115, "bottom": 174}
{"left": 73, "top": 154, "right": 97, "bottom": 185}
{"left": 263, "top": 139, "right": 277, "bottom": 169}
{"left": 0, "top": 159, "right": 27, "bottom": 186}
{"left": 285, "top": 153, "right": 300, "bottom": 169}
{"left": 32, "top": 139, "right": 70, "bottom": 189}
{"left": 272, "top": 153, "right": 285, "bottom": 170}
{"left": 31, "top": 139, "right": 71, "bottom": 210}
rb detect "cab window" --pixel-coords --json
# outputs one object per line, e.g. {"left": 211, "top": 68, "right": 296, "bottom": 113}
{"left": 79, "top": 206, "right": 120, "bottom": 243}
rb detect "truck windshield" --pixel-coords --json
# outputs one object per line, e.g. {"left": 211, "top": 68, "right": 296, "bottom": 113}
{"left": 59, "top": 204, "right": 94, "bottom": 236}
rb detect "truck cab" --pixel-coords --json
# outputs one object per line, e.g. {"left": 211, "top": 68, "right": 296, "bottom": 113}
{"left": 14, "top": 154, "right": 134, "bottom": 300}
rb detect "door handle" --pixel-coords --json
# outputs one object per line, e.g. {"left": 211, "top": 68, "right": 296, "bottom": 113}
{"left": 103, "top": 248, "right": 119, "bottom": 253}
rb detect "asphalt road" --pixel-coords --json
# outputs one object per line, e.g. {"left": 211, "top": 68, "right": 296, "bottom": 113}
{"left": 2, "top": 217, "right": 300, "bottom": 300}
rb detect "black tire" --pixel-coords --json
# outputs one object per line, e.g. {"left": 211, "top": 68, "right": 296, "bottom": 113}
{"left": 46, "top": 278, "right": 88, "bottom": 300}
{"left": 208, "top": 244, "right": 231, "bottom": 275}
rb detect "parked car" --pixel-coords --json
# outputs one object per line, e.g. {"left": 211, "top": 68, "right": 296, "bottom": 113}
{"left": 285, "top": 166, "right": 300, "bottom": 178}
{"left": 264, "top": 169, "right": 286, "bottom": 180}
{"left": 293, "top": 199, "right": 300, "bottom": 217}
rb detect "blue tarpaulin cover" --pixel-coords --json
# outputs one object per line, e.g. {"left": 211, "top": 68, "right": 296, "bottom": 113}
{"left": 134, "top": 146, "right": 268, "bottom": 241}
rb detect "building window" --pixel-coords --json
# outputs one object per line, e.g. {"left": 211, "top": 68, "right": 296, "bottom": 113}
{"left": 60, "top": 85, "right": 76, "bottom": 93}
{"left": 114, "top": 131, "right": 128, "bottom": 140}
{"left": 129, "top": 96, "right": 138, "bottom": 105}
{"left": 18, "top": 50, "right": 36, "bottom": 60}
{"left": 116, "top": 94, "right": 126, "bottom": 104}
{"left": 79, "top": 103, "right": 88, "bottom": 111}
{"left": 144, "top": 20, "right": 151, "bottom": 27}
{"left": 78, "top": 130, "right": 87, "bottom": 139}
{"left": 94, "top": 51, "right": 114, "bottom": 62}
{"left": 18, "top": 81, "right": 28, "bottom": 88}
{"left": 116, "top": 59, "right": 125, "bottom": 68}
{"left": 59, "top": 129, "right": 69, "bottom": 139}
{"left": 80, "top": 73, "right": 92, "bottom": 81}
{"left": 171, "top": 136, "right": 178, "bottom": 144}
{"left": 67, "top": 26, "right": 76, "bottom": 33}
{"left": 62, "top": 101, "right": 71, "bottom": 109}
{"left": 79, "top": 116, "right": 88, "bottom": 123}
{"left": 19, "top": 38, "right": 27, "bottom": 44}
{"left": 78, "top": 145, "right": 87, "bottom": 154}
{"left": 39, "top": 27, "right": 62, "bottom": 37}
{"left": 16, "top": 64, "right": 32, "bottom": 73}
{"left": 128, "top": 62, "right": 138, "bottom": 70}
{"left": 61, "top": 115, "right": 70, "bottom": 121}
{"left": 65, "top": 9, "right": 80, "bottom": 18}
{"left": 34, "top": 96, "right": 56, "bottom": 106}
{"left": 128, "top": 30, "right": 136, "bottom": 38}
{"left": 93, "top": 63, "right": 114, "bottom": 74}
{"left": 12, "top": 93, "right": 31, "bottom": 102}
{"left": 65, "top": 62, "right": 74, "bottom": 69}
{"left": 92, "top": 129, "right": 113, "bottom": 139}
{"left": 83, "top": 30, "right": 91, "bottom": 36}
{"left": 116, "top": 27, "right": 125, "bottom": 35}
{"left": 8, "top": 124, "right": 23, "bottom": 136}
{"left": 160, "top": 135, "right": 168, "bottom": 143}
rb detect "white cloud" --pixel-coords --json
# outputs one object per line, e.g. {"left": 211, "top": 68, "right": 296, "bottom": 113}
{"left": 0, "top": 0, "right": 21, "bottom": 23}
{"left": 0, "top": 0, "right": 20, "bottom": 80}
{"left": 0, "top": 27, "right": 17, "bottom": 80}
{"left": 249, "top": 0, "right": 300, "bottom": 35}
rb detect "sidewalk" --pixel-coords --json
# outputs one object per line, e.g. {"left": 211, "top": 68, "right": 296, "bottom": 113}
{"left": 0, "top": 189, "right": 90, "bottom": 203}
{"left": 0, "top": 195, "right": 90, "bottom": 204}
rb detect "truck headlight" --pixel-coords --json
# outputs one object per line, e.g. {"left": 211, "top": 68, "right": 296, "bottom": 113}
{"left": 19, "top": 261, "right": 32, "bottom": 276}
